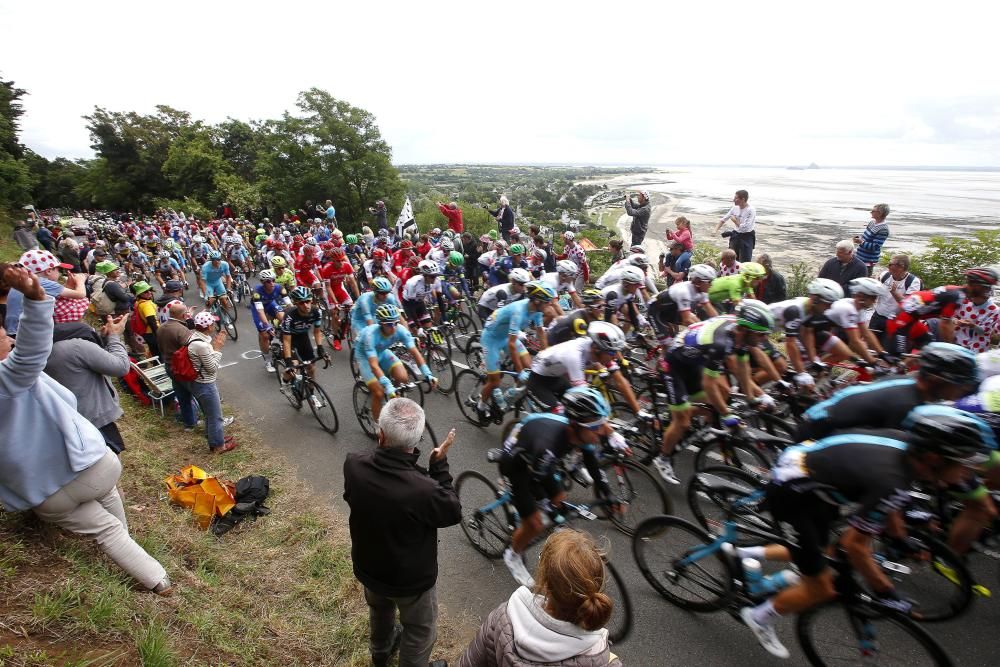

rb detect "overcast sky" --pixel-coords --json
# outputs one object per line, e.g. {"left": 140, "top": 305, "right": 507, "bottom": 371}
{"left": 2, "top": 0, "right": 998, "bottom": 167}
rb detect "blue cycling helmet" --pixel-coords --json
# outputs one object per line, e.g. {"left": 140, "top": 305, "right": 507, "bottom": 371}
{"left": 208, "top": 250, "right": 223, "bottom": 260}
{"left": 562, "top": 386, "right": 611, "bottom": 427}
{"left": 290, "top": 286, "right": 312, "bottom": 302}
{"left": 371, "top": 276, "right": 393, "bottom": 293}
{"left": 375, "top": 303, "right": 400, "bottom": 323}
{"left": 903, "top": 405, "right": 996, "bottom": 465}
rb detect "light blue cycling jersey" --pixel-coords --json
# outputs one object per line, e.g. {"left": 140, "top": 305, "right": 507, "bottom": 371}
{"left": 201, "top": 260, "right": 231, "bottom": 286}
{"left": 356, "top": 322, "right": 415, "bottom": 361}
{"left": 482, "top": 299, "right": 543, "bottom": 340}
{"left": 351, "top": 292, "right": 402, "bottom": 332}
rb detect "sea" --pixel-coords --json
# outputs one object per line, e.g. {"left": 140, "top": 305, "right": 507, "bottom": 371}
{"left": 601, "top": 167, "right": 1000, "bottom": 266}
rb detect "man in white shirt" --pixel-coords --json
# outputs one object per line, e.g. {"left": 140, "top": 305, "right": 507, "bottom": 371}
{"left": 714, "top": 189, "right": 756, "bottom": 262}
{"left": 868, "top": 254, "right": 922, "bottom": 345}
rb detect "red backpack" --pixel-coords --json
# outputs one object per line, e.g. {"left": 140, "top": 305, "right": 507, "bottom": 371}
{"left": 170, "top": 337, "right": 199, "bottom": 382}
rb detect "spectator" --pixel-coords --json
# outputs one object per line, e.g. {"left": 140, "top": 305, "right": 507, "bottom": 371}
{"left": 343, "top": 399, "right": 458, "bottom": 667}
{"left": 156, "top": 301, "right": 198, "bottom": 430}
{"left": 90, "top": 261, "right": 134, "bottom": 315}
{"left": 718, "top": 248, "right": 740, "bottom": 276}
{"left": 45, "top": 315, "right": 131, "bottom": 454}
{"left": 607, "top": 238, "right": 625, "bottom": 265}
{"left": 37, "top": 224, "right": 57, "bottom": 252}
{"left": 188, "top": 311, "right": 237, "bottom": 454}
{"left": 5, "top": 250, "right": 87, "bottom": 336}
{"left": 660, "top": 241, "right": 690, "bottom": 285}
{"left": 457, "top": 529, "right": 621, "bottom": 667}
{"left": 489, "top": 195, "right": 516, "bottom": 242}
{"left": 461, "top": 232, "right": 481, "bottom": 289}
{"left": 818, "top": 239, "right": 867, "bottom": 292}
{"left": 853, "top": 203, "right": 891, "bottom": 276}
{"left": 624, "top": 190, "right": 652, "bottom": 248}
{"left": 155, "top": 280, "right": 186, "bottom": 323}
{"left": 368, "top": 200, "right": 388, "bottom": 231}
{"left": 536, "top": 234, "right": 556, "bottom": 273}
{"left": 558, "top": 231, "right": 589, "bottom": 290}
{"left": 436, "top": 201, "right": 464, "bottom": 234}
{"left": 0, "top": 265, "right": 171, "bottom": 595}
{"left": 754, "top": 253, "right": 787, "bottom": 303}
{"left": 324, "top": 199, "right": 338, "bottom": 227}
{"left": 951, "top": 268, "right": 1000, "bottom": 353}
{"left": 12, "top": 221, "right": 39, "bottom": 251}
{"left": 714, "top": 189, "right": 757, "bottom": 261}
{"left": 130, "top": 281, "right": 159, "bottom": 359}
{"left": 666, "top": 215, "right": 694, "bottom": 253}
{"left": 56, "top": 234, "right": 82, "bottom": 272}
{"left": 85, "top": 247, "right": 108, "bottom": 274}
{"left": 869, "top": 254, "right": 921, "bottom": 343}
{"left": 361, "top": 225, "right": 376, "bottom": 247}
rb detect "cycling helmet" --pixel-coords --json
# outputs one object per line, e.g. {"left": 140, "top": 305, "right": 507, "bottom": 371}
{"left": 735, "top": 299, "right": 776, "bottom": 333}
{"left": 556, "top": 260, "right": 579, "bottom": 277}
{"left": 270, "top": 256, "right": 287, "bottom": 268}
{"left": 346, "top": 234, "right": 358, "bottom": 245}
{"left": 290, "top": 286, "right": 312, "bottom": 302}
{"left": 509, "top": 268, "right": 532, "bottom": 284}
{"left": 431, "top": 227, "right": 442, "bottom": 235}
{"left": 807, "top": 277, "right": 845, "bottom": 303}
{"left": 320, "top": 240, "right": 335, "bottom": 251}
{"left": 303, "top": 244, "right": 318, "bottom": 256}
{"left": 978, "top": 350, "right": 1000, "bottom": 379}
{"left": 371, "top": 248, "right": 387, "bottom": 260}
{"left": 440, "top": 238, "right": 454, "bottom": 251}
{"left": 494, "top": 240, "right": 508, "bottom": 251}
{"left": 739, "top": 262, "right": 767, "bottom": 279}
{"left": 418, "top": 259, "right": 439, "bottom": 275}
{"left": 619, "top": 266, "right": 645, "bottom": 285}
{"left": 158, "top": 251, "right": 170, "bottom": 259}
{"left": 848, "top": 276, "right": 889, "bottom": 298}
{"left": 375, "top": 303, "right": 400, "bottom": 323}
{"left": 588, "top": 321, "right": 627, "bottom": 352}
{"left": 581, "top": 288, "right": 605, "bottom": 306}
{"left": 273, "top": 241, "right": 287, "bottom": 251}
{"left": 377, "top": 228, "right": 389, "bottom": 237}
{"left": 371, "top": 276, "right": 393, "bottom": 293}
{"left": 918, "top": 342, "right": 979, "bottom": 385}
{"left": 525, "top": 281, "right": 557, "bottom": 302}
{"left": 330, "top": 246, "right": 346, "bottom": 259}
{"left": 627, "top": 254, "right": 650, "bottom": 269}
{"left": 688, "top": 264, "right": 718, "bottom": 282}
{"left": 305, "top": 237, "right": 318, "bottom": 246}
{"left": 448, "top": 251, "right": 464, "bottom": 267}
{"left": 259, "top": 269, "right": 276, "bottom": 281}
{"left": 193, "top": 235, "right": 205, "bottom": 243}
{"left": 208, "top": 250, "right": 223, "bottom": 260}
{"left": 532, "top": 248, "right": 547, "bottom": 261}
{"left": 509, "top": 243, "right": 525, "bottom": 255}
{"left": 331, "top": 229, "right": 343, "bottom": 238}
{"left": 257, "top": 228, "right": 265, "bottom": 234}
{"left": 442, "top": 229, "right": 455, "bottom": 239}
{"left": 964, "top": 267, "right": 999, "bottom": 286}
{"left": 562, "top": 386, "right": 611, "bottom": 427}
{"left": 905, "top": 405, "right": 995, "bottom": 465}
{"left": 400, "top": 239, "right": 413, "bottom": 250}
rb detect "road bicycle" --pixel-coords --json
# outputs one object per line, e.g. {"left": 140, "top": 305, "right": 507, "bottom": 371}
{"left": 206, "top": 292, "right": 239, "bottom": 341}
{"left": 271, "top": 351, "right": 340, "bottom": 435}
{"left": 230, "top": 268, "right": 252, "bottom": 304}
{"left": 352, "top": 377, "right": 439, "bottom": 449}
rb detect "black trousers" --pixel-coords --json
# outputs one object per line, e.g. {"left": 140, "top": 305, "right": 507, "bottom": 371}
{"left": 729, "top": 230, "right": 756, "bottom": 262}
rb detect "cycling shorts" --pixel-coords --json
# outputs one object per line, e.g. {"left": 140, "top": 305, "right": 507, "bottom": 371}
{"left": 765, "top": 481, "right": 841, "bottom": 577}
{"left": 661, "top": 349, "right": 706, "bottom": 409}
{"left": 499, "top": 453, "right": 563, "bottom": 519}
{"left": 205, "top": 281, "right": 228, "bottom": 298}
{"left": 402, "top": 298, "right": 431, "bottom": 324}
{"left": 328, "top": 283, "right": 353, "bottom": 306}
{"left": 750, "top": 340, "right": 786, "bottom": 368}
{"left": 525, "top": 372, "right": 572, "bottom": 412}
{"left": 483, "top": 333, "right": 527, "bottom": 373}
{"left": 358, "top": 348, "right": 403, "bottom": 384}
{"left": 251, "top": 302, "right": 281, "bottom": 332}
{"left": 283, "top": 333, "right": 316, "bottom": 363}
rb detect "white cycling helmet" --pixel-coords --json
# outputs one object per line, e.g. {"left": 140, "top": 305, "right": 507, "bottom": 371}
{"left": 556, "top": 259, "right": 579, "bottom": 277}
{"left": 848, "top": 276, "right": 890, "bottom": 298}
{"left": 440, "top": 238, "right": 454, "bottom": 251}
{"left": 620, "top": 266, "right": 645, "bottom": 285}
{"left": 532, "top": 248, "right": 547, "bottom": 261}
{"left": 688, "top": 264, "right": 717, "bottom": 282}
{"left": 418, "top": 259, "right": 439, "bottom": 275}
{"left": 588, "top": 321, "right": 627, "bottom": 352}
{"left": 509, "top": 268, "right": 532, "bottom": 284}
{"left": 627, "top": 254, "right": 650, "bottom": 269}
{"left": 807, "top": 278, "right": 845, "bottom": 303}
{"left": 259, "top": 269, "right": 276, "bottom": 281}
{"left": 193, "top": 235, "right": 205, "bottom": 243}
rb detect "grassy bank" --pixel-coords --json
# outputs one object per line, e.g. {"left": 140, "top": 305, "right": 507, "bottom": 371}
{"left": 1, "top": 210, "right": 23, "bottom": 263}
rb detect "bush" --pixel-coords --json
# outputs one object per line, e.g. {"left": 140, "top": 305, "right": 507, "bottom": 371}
{"left": 786, "top": 261, "right": 814, "bottom": 298}
{"left": 882, "top": 230, "right": 1000, "bottom": 289}
{"left": 151, "top": 197, "right": 211, "bottom": 220}
{"left": 691, "top": 240, "right": 724, "bottom": 269}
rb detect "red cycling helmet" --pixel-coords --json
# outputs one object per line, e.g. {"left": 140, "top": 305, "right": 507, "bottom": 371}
{"left": 320, "top": 241, "right": 335, "bottom": 251}
{"left": 330, "top": 246, "right": 346, "bottom": 260}
{"left": 400, "top": 239, "right": 413, "bottom": 249}
{"left": 964, "top": 267, "right": 999, "bottom": 286}
{"left": 372, "top": 248, "right": 387, "bottom": 260}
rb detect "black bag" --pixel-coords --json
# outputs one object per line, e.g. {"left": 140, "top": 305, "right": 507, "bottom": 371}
{"left": 210, "top": 475, "right": 271, "bottom": 536}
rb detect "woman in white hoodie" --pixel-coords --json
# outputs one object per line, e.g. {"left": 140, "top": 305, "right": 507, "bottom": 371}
{"left": 457, "top": 530, "right": 622, "bottom": 666}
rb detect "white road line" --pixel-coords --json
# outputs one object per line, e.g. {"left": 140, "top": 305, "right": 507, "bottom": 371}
{"left": 219, "top": 361, "right": 239, "bottom": 369}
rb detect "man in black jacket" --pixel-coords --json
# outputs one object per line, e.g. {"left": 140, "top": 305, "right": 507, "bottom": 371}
{"left": 818, "top": 239, "right": 867, "bottom": 293}
{"left": 344, "top": 398, "right": 458, "bottom": 667}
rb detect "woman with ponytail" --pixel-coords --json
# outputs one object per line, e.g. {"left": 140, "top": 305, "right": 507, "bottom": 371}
{"left": 457, "top": 529, "right": 622, "bottom": 666}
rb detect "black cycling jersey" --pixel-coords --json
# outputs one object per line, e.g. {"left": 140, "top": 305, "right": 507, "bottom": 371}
{"left": 280, "top": 305, "right": 322, "bottom": 337}
{"left": 797, "top": 378, "right": 922, "bottom": 441}
{"left": 547, "top": 309, "right": 590, "bottom": 346}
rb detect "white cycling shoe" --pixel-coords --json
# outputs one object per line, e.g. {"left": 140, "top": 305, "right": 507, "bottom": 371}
{"left": 503, "top": 548, "right": 535, "bottom": 589}
{"left": 740, "top": 607, "right": 790, "bottom": 659}
{"left": 653, "top": 456, "right": 681, "bottom": 485}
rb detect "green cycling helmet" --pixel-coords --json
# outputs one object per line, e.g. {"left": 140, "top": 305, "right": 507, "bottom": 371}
{"left": 735, "top": 299, "right": 775, "bottom": 333}
{"left": 740, "top": 262, "right": 767, "bottom": 280}
{"left": 346, "top": 234, "right": 358, "bottom": 245}
{"left": 448, "top": 251, "right": 464, "bottom": 267}
{"left": 509, "top": 243, "right": 525, "bottom": 254}
{"left": 375, "top": 303, "right": 400, "bottom": 323}
{"left": 371, "top": 276, "right": 393, "bottom": 293}
{"left": 290, "top": 286, "right": 313, "bottom": 303}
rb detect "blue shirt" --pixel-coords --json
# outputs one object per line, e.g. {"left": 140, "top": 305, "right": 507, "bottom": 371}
{"left": 483, "top": 299, "right": 543, "bottom": 339}
{"left": 201, "top": 261, "right": 231, "bottom": 285}
{"left": 357, "top": 323, "right": 415, "bottom": 360}
{"left": 352, "top": 292, "right": 402, "bottom": 330}
{"left": 326, "top": 206, "right": 336, "bottom": 221}
{"left": 4, "top": 277, "right": 64, "bottom": 335}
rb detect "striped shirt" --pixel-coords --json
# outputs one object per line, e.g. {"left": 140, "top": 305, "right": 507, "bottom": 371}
{"left": 855, "top": 218, "right": 890, "bottom": 264}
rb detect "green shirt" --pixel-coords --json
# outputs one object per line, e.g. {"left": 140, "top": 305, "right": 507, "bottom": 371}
{"left": 708, "top": 275, "right": 753, "bottom": 304}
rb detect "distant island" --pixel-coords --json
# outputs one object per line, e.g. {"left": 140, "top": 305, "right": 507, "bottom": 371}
{"left": 788, "top": 162, "right": 821, "bottom": 170}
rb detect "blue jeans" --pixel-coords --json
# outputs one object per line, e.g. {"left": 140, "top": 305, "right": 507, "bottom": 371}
{"left": 167, "top": 371, "right": 199, "bottom": 428}
{"left": 189, "top": 381, "right": 225, "bottom": 449}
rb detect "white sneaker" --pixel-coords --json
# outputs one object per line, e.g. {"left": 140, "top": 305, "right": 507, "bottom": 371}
{"left": 503, "top": 548, "right": 535, "bottom": 588}
{"left": 740, "top": 607, "right": 789, "bottom": 659}
{"left": 311, "top": 394, "right": 324, "bottom": 409}
{"left": 653, "top": 456, "right": 681, "bottom": 485}
{"left": 222, "top": 416, "right": 236, "bottom": 428}
{"left": 265, "top": 361, "right": 275, "bottom": 373}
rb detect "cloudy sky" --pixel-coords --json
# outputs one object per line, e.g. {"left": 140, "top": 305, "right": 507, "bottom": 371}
{"left": 2, "top": 0, "right": 998, "bottom": 167}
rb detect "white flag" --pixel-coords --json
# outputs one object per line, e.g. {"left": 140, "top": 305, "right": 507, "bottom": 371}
{"left": 396, "top": 197, "right": 416, "bottom": 237}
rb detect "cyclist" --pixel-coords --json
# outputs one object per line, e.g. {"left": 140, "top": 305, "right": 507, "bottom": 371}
{"left": 201, "top": 250, "right": 233, "bottom": 310}
{"left": 499, "top": 387, "right": 627, "bottom": 587}
{"left": 279, "top": 286, "right": 329, "bottom": 401}
{"left": 596, "top": 253, "right": 657, "bottom": 296}
{"left": 800, "top": 277, "right": 887, "bottom": 369}
{"left": 884, "top": 278, "right": 969, "bottom": 356}
{"left": 765, "top": 278, "right": 842, "bottom": 388}
{"left": 355, "top": 303, "right": 437, "bottom": 422}
{"left": 363, "top": 248, "right": 399, "bottom": 289}
{"left": 600, "top": 266, "right": 647, "bottom": 332}
{"left": 476, "top": 268, "right": 531, "bottom": 321}
{"left": 317, "top": 246, "right": 359, "bottom": 352}
{"left": 345, "top": 234, "right": 367, "bottom": 268}
{"left": 539, "top": 259, "right": 583, "bottom": 317}
{"left": 295, "top": 241, "right": 323, "bottom": 291}
{"left": 647, "top": 263, "right": 718, "bottom": 344}
{"left": 740, "top": 405, "right": 994, "bottom": 659}
{"left": 251, "top": 269, "right": 290, "bottom": 373}
{"left": 546, "top": 288, "right": 606, "bottom": 346}
{"left": 225, "top": 237, "right": 250, "bottom": 274}
{"left": 152, "top": 251, "right": 181, "bottom": 288}
{"left": 402, "top": 260, "right": 447, "bottom": 329}
{"left": 652, "top": 300, "right": 776, "bottom": 484}
{"left": 189, "top": 234, "right": 212, "bottom": 296}
{"left": 269, "top": 255, "right": 297, "bottom": 292}
{"left": 708, "top": 261, "right": 766, "bottom": 313}
{"left": 351, "top": 276, "right": 402, "bottom": 339}
{"left": 490, "top": 243, "right": 529, "bottom": 286}
{"left": 477, "top": 281, "right": 554, "bottom": 416}
{"left": 442, "top": 251, "right": 472, "bottom": 300}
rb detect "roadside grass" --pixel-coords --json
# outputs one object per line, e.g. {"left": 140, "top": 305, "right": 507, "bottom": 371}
{"left": 0, "top": 390, "right": 465, "bottom": 666}
{"left": 1, "top": 210, "right": 23, "bottom": 263}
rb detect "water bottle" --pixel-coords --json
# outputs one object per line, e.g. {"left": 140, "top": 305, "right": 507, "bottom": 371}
{"left": 743, "top": 558, "right": 765, "bottom": 596}
{"left": 505, "top": 385, "right": 526, "bottom": 403}
{"left": 492, "top": 387, "right": 508, "bottom": 410}
{"left": 761, "top": 569, "right": 801, "bottom": 595}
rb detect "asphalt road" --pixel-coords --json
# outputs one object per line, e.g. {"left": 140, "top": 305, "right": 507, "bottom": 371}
{"left": 176, "top": 280, "right": 998, "bottom": 666}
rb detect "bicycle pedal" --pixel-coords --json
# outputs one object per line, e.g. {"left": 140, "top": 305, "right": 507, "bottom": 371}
{"left": 973, "top": 584, "right": 992, "bottom": 598}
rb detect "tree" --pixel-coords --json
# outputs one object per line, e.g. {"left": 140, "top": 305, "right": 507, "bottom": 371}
{"left": 162, "top": 126, "right": 226, "bottom": 204}
{"left": 0, "top": 75, "right": 34, "bottom": 207}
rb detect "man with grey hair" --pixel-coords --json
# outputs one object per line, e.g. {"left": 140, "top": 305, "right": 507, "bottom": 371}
{"left": 818, "top": 239, "right": 867, "bottom": 292}
{"left": 344, "top": 398, "right": 457, "bottom": 667}
{"left": 854, "top": 203, "right": 891, "bottom": 276}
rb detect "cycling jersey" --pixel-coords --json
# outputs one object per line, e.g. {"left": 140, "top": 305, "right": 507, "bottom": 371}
{"left": 768, "top": 297, "right": 810, "bottom": 337}
{"left": 483, "top": 299, "right": 544, "bottom": 339}
{"left": 490, "top": 256, "right": 528, "bottom": 285}
{"left": 351, "top": 292, "right": 402, "bottom": 333}
{"left": 478, "top": 283, "right": 522, "bottom": 312}
{"left": 274, "top": 268, "right": 297, "bottom": 291}
{"left": 280, "top": 305, "right": 322, "bottom": 337}
{"left": 153, "top": 258, "right": 180, "bottom": 276}
{"left": 201, "top": 261, "right": 231, "bottom": 297}
{"left": 546, "top": 309, "right": 591, "bottom": 346}
{"left": 356, "top": 322, "right": 415, "bottom": 360}
{"left": 531, "top": 337, "right": 616, "bottom": 385}
{"left": 886, "top": 286, "right": 965, "bottom": 355}
{"left": 669, "top": 315, "right": 749, "bottom": 372}
{"left": 952, "top": 297, "right": 1000, "bottom": 353}
{"left": 667, "top": 281, "right": 709, "bottom": 314}
{"left": 250, "top": 283, "right": 288, "bottom": 331}
{"left": 600, "top": 282, "right": 643, "bottom": 312}
{"left": 402, "top": 274, "right": 443, "bottom": 302}
{"left": 319, "top": 261, "right": 355, "bottom": 304}
{"left": 539, "top": 271, "right": 576, "bottom": 295}
{"left": 804, "top": 298, "right": 860, "bottom": 334}
{"left": 707, "top": 274, "right": 753, "bottom": 305}
{"left": 797, "top": 378, "right": 922, "bottom": 441}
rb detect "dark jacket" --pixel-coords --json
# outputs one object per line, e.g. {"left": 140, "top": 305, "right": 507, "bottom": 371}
{"left": 818, "top": 256, "right": 867, "bottom": 292}
{"left": 756, "top": 270, "right": 787, "bottom": 304}
{"left": 624, "top": 198, "right": 651, "bottom": 237}
{"left": 491, "top": 205, "right": 516, "bottom": 232}
{"left": 343, "top": 447, "right": 462, "bottom": 597}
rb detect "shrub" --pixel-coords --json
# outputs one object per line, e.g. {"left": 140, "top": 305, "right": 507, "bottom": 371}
{"left": 691, "top": 240, "right": 724, "bottom": 269}
{"left": 882, "top": 230, "right": 1000, "bottom": 289}
{"left": 786, "top": 261, "right": 814, "bottom": 298}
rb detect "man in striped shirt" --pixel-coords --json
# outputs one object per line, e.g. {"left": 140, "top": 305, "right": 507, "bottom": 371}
{"left": 853, "top": 203, "right": 890, "bottom": 276}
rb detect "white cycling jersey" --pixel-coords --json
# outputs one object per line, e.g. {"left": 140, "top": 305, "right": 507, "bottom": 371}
{"left": 668, "top": 280, "right": 709, "bottom": 312}
{"left": 826, "top": 298, "right": 861, "bottom": 330}
{"left": 600, "top": 282, "right": 644, "bottom": 311}
{"left": 540, "top": 271, "right": 576, "bottom": 295}
{"left": 531, "top": 337, "right": 616, "bottom": 385}
{"left": 478, "top": 282, "right": 523, "bottom": 310}
{"left": 596, "top": 265, "right": 659, "bottom": 294}
{"left": 402, "top": 273, "right": 443, "bottom": 301}
{"left": 768, "top": 297, "right": 810, "bottom": 336}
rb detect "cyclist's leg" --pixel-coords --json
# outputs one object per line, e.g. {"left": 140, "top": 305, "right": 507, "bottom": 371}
{"left": 478, "top": 334, "right": 506, "bottom": 406}
{"left": 502, "top": 457, "right": 545, "bottom": 555}
{"left": 947, "top": 474, "right": 996, "bottom": 555}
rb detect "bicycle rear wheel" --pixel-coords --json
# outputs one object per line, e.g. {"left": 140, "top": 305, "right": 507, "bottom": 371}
{"left": 796, "top": 603, "right": 953, "bottom": 666}
{"left": 693, "top": 436, "right": 770, "bottom": 482}
{"left": 455, "top": 471, "right": 513, "bottom": 559}
{"left": 448, "top": 312, "right": 478, "bottom": 353}
{"left": 306, "top": 381, "right": 339, "bottom": 434}
{"left": 427, "top": 343, "right": 456, "bottom": 395}
{"left": 455, "top": 369, "right": 489, "bottom": 427}
{"left": 219, "top": 309, "right": 238, "bottom": 341}
{"left": 274, "top": 360, "right": 302, "bottom": 409}
{"left": 687, "top": 466, "right": 777, "bottom": 544}
{"left": 221, "top": 294, "right": 238, "bottom": 322}
{"left": 609, "top": 402, "right": 658, "bottom": 462}
{"left": 352, "top": 381, "right": 377, "bottom": 439}
{"left": 602, "top": 458, "right": 672, "bottom": 537}
{"left": 232, "top": 281, "right": 243, "bottom": 304}
{"left": 399, "top": 364, "right": 425, "bottom": 407}
{"left": 603, "top": 559, "right": 633, "bottom": 644}
{"left": 632, "top": 515, "right": 735, "bottom": 612}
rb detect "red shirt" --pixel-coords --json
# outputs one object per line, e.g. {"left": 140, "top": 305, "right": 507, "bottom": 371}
{"left": 320, "top": 260, "right": 355, "bottom": 285}
{"left": 437, "top": 204, "right": 464, "bottom": 233}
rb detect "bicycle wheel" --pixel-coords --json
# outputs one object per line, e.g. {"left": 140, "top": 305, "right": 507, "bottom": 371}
{"left": 603, "top": 559, "right": 633, "bottom": 644}
{"left": 455, "top": 471, "right": 513, "bottom": 559}
{"left": 400, "top": 364, "right": 425, "bottom": 407}
{"left": 465, "top": 342, "right": 485, "bottom": 374}
{"left": 427, "top": 343, "right": 456, "bottom": 395}
{"left": 219, "top": 309, "right": 239, "bottom": 341}
{"left": 274, "top": 360, "right": 303, "bottom": 409}
{"left": 687, "top": 466, "right": 777, "bottom": 545}
{"left": 609, "top": 402, "right": 658, "bottom": 462}
{"left": 448, "top": 312, "right": 478, "bottom": 352}
{"left": 419, "top": 421, "right": 439, "bottom": 451}
{"left": 797, "top": 603, "right": 953, "bottom": 666}
{"left": 306, "top": 381, "right": 339, "bottom": 434}
{"left": 352, "top": 381, "right": 377, "bottom": 439}
{"left": 693, "top": 436, "right": 770, "bottom": 481}
{"left": 632, "top": 515, "right": 735, "bottom": 612}
{"left": 602, "top": 458, "right": 672, "bottom": 537}
{"left": 231, "top": 281, "right": 243, "bottom": 304}
{"left": 869, "top": 531, "right": 973, "bottom": 623}
{"left": 221, "top": 294, "right": 238, "bottom": 322}
{"left": 455, "top": 369, "right": 489, "bottom": 426}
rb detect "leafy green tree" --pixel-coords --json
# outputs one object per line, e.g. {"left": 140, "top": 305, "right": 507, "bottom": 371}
{"left": 162, "top": 126, "right": 226, "bottom": 204}
{"left": 883, "top": 231, "right": 1000, "bottom": 288}
{"left": 0, "top": 75, "right": 34, "bottom": 207}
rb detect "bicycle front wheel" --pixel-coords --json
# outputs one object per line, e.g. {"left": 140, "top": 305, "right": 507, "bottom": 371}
{"left": 602, "top": 458, "right": 672, "bottom": 537}
{"left": 274, "top": 360, "right": 302, "bottom": 409}
{"left": 352, "top": 381, "right": 377, "bottom": 439}
{"left": 306, "top": 381, "right": 339, "bottom": 434}
{"left": 603, "top": 559, "right": 633, "bottom": 644}
{"left": 455, "top": 471, "right": 513, "bottom": 559}
{"left": 687, "top": 466, "right": 777, "bottom": 544}
{"left": 221, "top": 294, "right": 238, "bottom": 322}
{"left": 632, "top": 515, "right": 735, "bottom": 612}
{"left": 455, "top": 369, "right": 489, "bottom": 427}
{"left": 426, "top": 343, "right": 456, "bottom": 395}
{"left": 693, "top": 436, "right": 770, "bottom": 481}
{"left": 796, "top": 603, "right": 953, "bottom": 666}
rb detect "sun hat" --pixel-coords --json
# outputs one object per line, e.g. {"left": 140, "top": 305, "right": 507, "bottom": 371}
{"left": 193, "top": 311, "right": 219, "bottom": 328}
{"left": 95, "top": 260, "right": 120, "bottom": 274}
{"left": 19, "top": 249, "right": 72, "bottom": 273}
{"left": 131, "top": 281, "right": 153, "bottom": 296}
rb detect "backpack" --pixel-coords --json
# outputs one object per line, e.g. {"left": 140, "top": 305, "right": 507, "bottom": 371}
{"left": 170, "top": 336, "right": 199, "bottom": 382}
{"left": 87, "top": 275, "right": 116, "bottom": 317}
{"left": 879, "top": 271, "right": 916, "bottom": 291}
